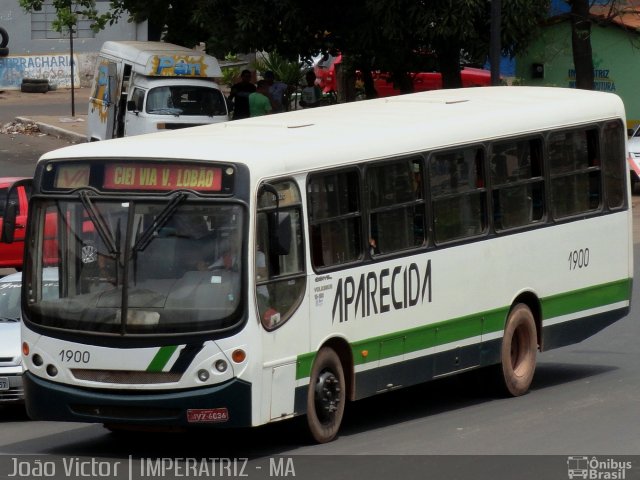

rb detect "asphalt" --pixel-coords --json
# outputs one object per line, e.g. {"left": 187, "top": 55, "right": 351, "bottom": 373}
{"left": 1, "top": 86, "right": 91, "bottom": 144}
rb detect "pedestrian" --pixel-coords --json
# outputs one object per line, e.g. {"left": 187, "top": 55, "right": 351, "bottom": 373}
{"left": 249, "top": 80, "right": 272, "bottom": 117}
{"left": 300, "top": 71, "right": 322, "bottom": 108}
{"left": 263, "top": 71, "right": 288, "bottom": 113}
{"left": 228, "top": 69, "right": 256, "bottom": 120}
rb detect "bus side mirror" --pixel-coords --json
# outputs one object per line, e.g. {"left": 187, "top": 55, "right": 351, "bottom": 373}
{"left": 1, "top": 202, "right": 17, "bottom": 244}
{"left": 269, "top": 212, "right": 291, "bottom": 256}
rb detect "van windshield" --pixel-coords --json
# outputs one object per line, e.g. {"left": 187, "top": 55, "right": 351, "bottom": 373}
{"left": 146, "top": 86, "right": 227, "bottom": 117}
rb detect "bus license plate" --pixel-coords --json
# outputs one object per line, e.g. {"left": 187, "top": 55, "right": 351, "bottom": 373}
{"left": 0, "top": 377, "right": 9, "bottom": 391}
{"left": 186, "top": 408, "right": 229, "bottom": 423}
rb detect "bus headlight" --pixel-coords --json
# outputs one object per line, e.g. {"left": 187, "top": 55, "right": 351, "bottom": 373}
{"left": 214, "top": 360, "right": 228, "bottom": 372}
{"left": 197, "top": 369, "right": 210, "bottom": 382}
{"left": 32, "top": 354, "right": 43, "bottom": 366}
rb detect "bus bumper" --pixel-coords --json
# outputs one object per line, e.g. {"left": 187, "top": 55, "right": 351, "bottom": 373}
{"left": 23, "top": 371, "right": 252, "bottom": 428}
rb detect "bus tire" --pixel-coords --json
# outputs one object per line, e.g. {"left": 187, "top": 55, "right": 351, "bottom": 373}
{"left": 0, "top": 27, "right": 8, "bottom": 48}
{"left": 499, "top": 303, "right": 537, "bottom": 396}
{"left": 306, "top": 347, "right": 346, "bottom": 443}
{"left": 0, "top": 47, "right": 8, "bottom": 57}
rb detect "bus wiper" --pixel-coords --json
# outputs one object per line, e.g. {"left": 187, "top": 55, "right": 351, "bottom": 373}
{"left": 131, "top": 192, "right": 187, "bottom": 254}
{"left": 79, "top": 190, "right": 118, "bottom": 255}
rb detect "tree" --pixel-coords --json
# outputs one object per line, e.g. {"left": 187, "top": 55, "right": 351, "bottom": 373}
{"left": 566, "top": 0, "right": 595, "bottom": 89}
{"left": 27, "top": 0, "right": 553, "bottom": 98}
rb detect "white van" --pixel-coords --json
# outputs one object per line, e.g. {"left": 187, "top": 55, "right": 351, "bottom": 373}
{"left": 88, "top": 41, "right": 229, "bottom": 141}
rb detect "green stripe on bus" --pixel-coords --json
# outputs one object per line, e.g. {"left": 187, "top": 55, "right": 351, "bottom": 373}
{"left": 295, "top": 278, "right": 631, "bottom": 380}
{"left": 147, "top": 345, "right": 179, "bottom": 372}
{"left": 541, "top": 278, "right": 631, "bottom": 319}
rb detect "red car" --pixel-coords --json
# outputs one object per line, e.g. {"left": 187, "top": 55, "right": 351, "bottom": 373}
{"left": 0, "top": 178, "right": 31, "bottom": 270}
{"left": 314, "top": 54, "right": 491, "bottom": 97}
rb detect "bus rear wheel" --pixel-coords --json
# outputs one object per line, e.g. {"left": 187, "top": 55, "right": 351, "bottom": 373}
{"left": 306, "top": 347, "right": 345, "bottom": 443}
{"left": 499, "top": 303, "right": 537, "bottom": 397}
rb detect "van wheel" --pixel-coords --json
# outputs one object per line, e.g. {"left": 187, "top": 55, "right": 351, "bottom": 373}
{"left": 306, "top": 347, "right": 345, "bottom": 443}
{"left": 498, "top": 304, "right": 537, "bottom": 396}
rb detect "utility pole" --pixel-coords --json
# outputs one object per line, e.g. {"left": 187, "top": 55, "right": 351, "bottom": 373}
{"left": 69, "top": 24, "right": 75, "bottom": 117}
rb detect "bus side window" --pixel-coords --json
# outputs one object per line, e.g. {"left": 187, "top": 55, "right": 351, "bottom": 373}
{"left": 430, "top": 146, "right": 488, "bottom": 243}
{"left": 549, "top": 128, "right": 601, "bottom": 218}
{"left": 256, "top": 180, "right": 306, "bottom": 330}
{"left": 602, "top": 121, "right": 625, "bottom": 209}
{"left": 308, "top": 170, "right": 362, "bottom": 267}
{"left": 366, "top": 158, "right": 426, "bottom": 255}
{"left": 490, "top": 137, "right": 545, "bottom": 231}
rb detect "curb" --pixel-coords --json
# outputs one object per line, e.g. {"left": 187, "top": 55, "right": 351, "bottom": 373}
{"left": 15, "top": 116, "right": 87, "bottom": 144}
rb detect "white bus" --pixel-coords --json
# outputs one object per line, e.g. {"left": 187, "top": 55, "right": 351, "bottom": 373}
{"left": 12, "top": 87, "right": 632, "bottom": 443}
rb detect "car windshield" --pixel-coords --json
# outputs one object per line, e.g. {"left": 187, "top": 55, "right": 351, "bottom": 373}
{"left": 0, "top": 280, "right": 21, "bottom": 321}
{"left": 26, "top": 197, "right": 244, "bottom": 335}
{"left": 0, "top": 273, "right": 58, "bottom": 321}
{"left": 146, "top": 86, "right": 227, "bottom": 117}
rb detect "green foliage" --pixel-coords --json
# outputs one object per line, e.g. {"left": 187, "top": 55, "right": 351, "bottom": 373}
{"left": 19, "top": 0, "right": 103, "bottom": 32}
{"left": 254, "top": 52, "right": 305, "bottom": 87}
{"left": 221, "top": 67, "right": 241, "bottom": 88}
{"left": 24, "top": 0, "right": 553, "bottom": 95}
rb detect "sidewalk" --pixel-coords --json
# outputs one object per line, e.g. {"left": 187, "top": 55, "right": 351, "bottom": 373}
{"left": 1, "top": 86, "right": 90, "bottom": 144}
{"left": 15, "top": 114, "right": 88, "bottom": 144}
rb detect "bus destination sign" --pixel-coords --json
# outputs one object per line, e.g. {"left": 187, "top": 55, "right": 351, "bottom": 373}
{"left": 103, "top": 163, "right": 223, "bottom": 191}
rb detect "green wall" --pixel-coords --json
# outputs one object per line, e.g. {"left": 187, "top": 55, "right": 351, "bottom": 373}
{"left": 516, "top": 21, "right": 640, "bottom": 128}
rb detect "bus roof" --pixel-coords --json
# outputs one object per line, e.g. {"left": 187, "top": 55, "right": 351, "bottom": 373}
{"left": 41, "top": 86, "right": 625, "bottom": 181}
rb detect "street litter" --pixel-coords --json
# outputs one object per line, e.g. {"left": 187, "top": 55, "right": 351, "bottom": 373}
{"left": 0, "top": 120, "right": 41, "bottom": 136}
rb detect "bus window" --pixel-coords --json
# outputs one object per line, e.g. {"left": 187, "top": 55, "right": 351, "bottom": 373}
{"left": 256, "top": 180, "right": 306, "bottom": 329}
{"left": 308, "top": 170, "right": 362, "bottom": 267}
{"left": 430, "top": 146, "right": 487, "bottom": 243}
{"left": 490, "top": 138, "right": 545, "bottom": 231}
{"left": 602, "top": 121, "right": 626, "bottom": 209}
{"left": 367, "top": 158, "right": 426, "bottom": 254}
{"left": 549, "top": 128, "right": 601, "bottom": 218}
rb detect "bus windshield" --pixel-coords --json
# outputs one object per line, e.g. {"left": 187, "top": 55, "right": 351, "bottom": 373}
{"left": 25, "top": 196, "right": 244, "bottom": 335}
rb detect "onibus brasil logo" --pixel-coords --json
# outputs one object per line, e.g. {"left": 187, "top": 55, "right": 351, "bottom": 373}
{"left": 567, "top": 456, "right": 632, "bottom": 479}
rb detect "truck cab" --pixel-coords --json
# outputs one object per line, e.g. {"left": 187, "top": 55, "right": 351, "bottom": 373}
{"left": 88, "top": 41, "right": 229, "bottom": 141}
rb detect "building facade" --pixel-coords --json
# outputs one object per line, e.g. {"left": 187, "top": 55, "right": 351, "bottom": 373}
{"left": 516, "top": 8, "right": 640, "bottom": 127}
{"left": 0, "top": 0, "right": 146, "bottom": 89}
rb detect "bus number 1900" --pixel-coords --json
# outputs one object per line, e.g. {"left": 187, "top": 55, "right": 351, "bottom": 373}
{"left": 59, "top": 350, "right": 90, "bottom": 363}
{"left": 569, "top": 248, "right": 589, "bottom": 270}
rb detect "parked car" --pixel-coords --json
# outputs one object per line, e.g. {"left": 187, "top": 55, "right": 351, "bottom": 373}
{"left": 0, "top": 177, "right": 32, "bottom": 270}
{"left": 628, "top": 125, "right": 640, "bottom": 188}
{"left": 314, "top": 54, "right": 491, "bottom": 97}
{"left": 0, "top": 268, "right": 58, "bottom": 403}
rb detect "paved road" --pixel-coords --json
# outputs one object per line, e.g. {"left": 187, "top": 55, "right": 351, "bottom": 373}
{"left": 0, "top": 91, "right": 639, "bottom": 479}
{"left": 0, "top": 88, "right": 88, "bottom": 177}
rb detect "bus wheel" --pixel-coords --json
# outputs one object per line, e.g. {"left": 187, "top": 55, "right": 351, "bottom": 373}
{"left": 499, "top": 304, "right": 537, "bottom": 397}
{"left": 306, "top": 347, "right": 345, "bottom": 443}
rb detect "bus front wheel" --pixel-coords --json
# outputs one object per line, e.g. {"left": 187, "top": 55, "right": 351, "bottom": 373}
{"left": 499, "top": 303, "right": 537, "bottom": 397}
{"left": 306, "top": 347, "right": 346, "bottom": 443}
